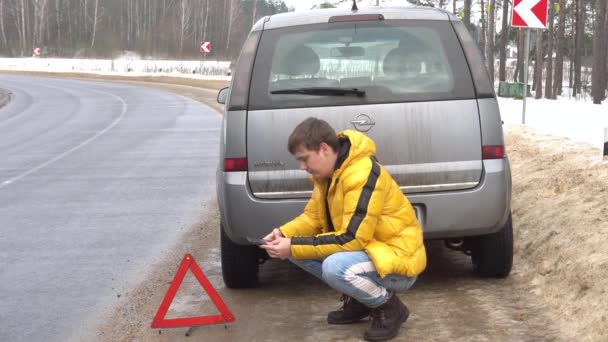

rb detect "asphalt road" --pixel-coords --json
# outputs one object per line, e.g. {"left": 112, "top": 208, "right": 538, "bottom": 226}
{"left": 0, "top": 75, "right": 220, "bottom": 341}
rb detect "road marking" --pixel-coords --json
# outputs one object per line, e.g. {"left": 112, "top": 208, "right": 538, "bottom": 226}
{"left": 0, "top": 86, "right": 128, "bottom": 190}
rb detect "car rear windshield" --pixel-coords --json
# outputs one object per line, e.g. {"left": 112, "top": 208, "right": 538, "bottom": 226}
{"left": 248, "top": 20, "right": 476, "bottom": 110}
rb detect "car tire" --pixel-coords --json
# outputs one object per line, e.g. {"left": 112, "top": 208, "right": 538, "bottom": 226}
{"left": 470, "top": 213, "right": 513, "bottom": 278}
{"left": 220, "top": 225, "right": 260, "bottom": 288}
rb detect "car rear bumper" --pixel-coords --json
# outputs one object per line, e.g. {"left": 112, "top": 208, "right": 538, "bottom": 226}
{"left": 217, "top": 158, "right": 511, "bottom": 243}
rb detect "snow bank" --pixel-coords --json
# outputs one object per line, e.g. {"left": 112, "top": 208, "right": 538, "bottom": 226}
{"left": 499, "top": 97, "right": 608, "bottom": 150}
{"left": 0, "top": 58, "right": 231, "bottom": 81}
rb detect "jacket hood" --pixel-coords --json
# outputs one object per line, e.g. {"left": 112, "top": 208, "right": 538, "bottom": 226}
{"left": 336, "top": 130, "right": 376, "bottom": 171}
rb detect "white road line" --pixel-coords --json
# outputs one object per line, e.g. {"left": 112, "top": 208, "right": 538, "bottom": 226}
{"left": 0, "top": 86, "right": 128, "bottom": 190}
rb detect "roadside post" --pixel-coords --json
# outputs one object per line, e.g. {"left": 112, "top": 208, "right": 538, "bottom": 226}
{"left": 200, "top": 40, "right": 211, "bottom": 71}
{"left": 511, "top": 0, "right": 549, "bottom": 124}
{"left": 522, "top": 29, "right": 530, "bottom": 124}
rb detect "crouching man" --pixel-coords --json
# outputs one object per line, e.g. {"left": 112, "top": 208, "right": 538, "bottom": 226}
{"left": 261, "top": 117, "right": 426, "bottom": 342}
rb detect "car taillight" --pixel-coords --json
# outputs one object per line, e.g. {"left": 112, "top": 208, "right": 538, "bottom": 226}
{"left": 482, "top": 145, "right": 505, "bottom": 159}
{"left": 224, "top": 158, "right": 247, "bottom": 172}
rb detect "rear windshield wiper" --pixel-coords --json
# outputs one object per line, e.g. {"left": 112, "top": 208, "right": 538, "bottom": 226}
{"left": 270, "top": 87, "right": 366, "bottom": 97}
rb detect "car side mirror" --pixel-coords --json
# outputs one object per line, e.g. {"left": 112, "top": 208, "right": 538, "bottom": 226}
{"left": 217, "top": 87, "right": 229, "bottom": 104}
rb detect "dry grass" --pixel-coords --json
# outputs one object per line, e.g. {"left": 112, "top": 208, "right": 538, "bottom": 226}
{"left": 506, "top": 125, "right": 608, "bottom": 341}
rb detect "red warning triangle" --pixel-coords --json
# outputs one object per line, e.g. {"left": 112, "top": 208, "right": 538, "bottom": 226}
{"left": 151, "top": 253, "right": 235, "bottom": 328}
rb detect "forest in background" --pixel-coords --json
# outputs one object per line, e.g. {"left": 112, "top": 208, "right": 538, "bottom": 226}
{"left": 0, "top": 0, "right": 289, "bottom": 59}
{"left": 0, "top": 0, "right": 606, "bottom": 103}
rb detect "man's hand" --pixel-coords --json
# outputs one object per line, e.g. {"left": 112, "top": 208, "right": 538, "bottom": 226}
{"left": 262, "top": 228, "right": 283, "bottom": 243}
{"left": 260, "top": 237, "right": 292, "bottom": 260}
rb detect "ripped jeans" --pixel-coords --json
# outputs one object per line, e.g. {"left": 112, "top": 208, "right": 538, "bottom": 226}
{"left": 290, "top": 251, "right": 417, "bottom": 308}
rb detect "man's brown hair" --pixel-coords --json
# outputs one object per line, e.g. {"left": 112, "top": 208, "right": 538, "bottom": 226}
{"left": 288, "top": 117, "right": 339, "bottom": 154}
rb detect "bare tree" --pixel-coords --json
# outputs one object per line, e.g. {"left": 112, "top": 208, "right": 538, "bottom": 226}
{"left": 126, "top": 0, "right": 132, "bottom": 47}
{"left": 67, "top": 0, "right": 74, "bottom": 50}
{"left": 573, "top": 0, "right": 584, "bottom": 96}
{"left": 463, "top": 0, "right": 472, "bottom": 30}
{"left": 480, "top": 0, "right": 486, "bottom": 61}
{"left": 90, "top": 0, "right": 100, "bottom": 48}
{"left": 32, "top": 0, "right": 48, "bottom": 48}
{"left": 134, "top": 0, "right": 139, "bottom": 40}
{"left": 544, "top": 0, "right": 555, "bottom": 99}
{"left": 225, "top": 0, "right": 233, "bottom": 58}
{"left": 55, "top": 0, "right": 63, "bottom": 55}
{"left": 203, "top": 0, "right": 210, "bottom": 40}
{"left": 226, "top": 0, "right": 243, "bottom": 59}
{"left": 515, "top": 28, "right": 525, "bottom": 82}
{"left": 0, "top": 0, "right": 289, "bottom": 59}
{"left": 553, "top": 0, "right": 567, "bottom": 97}
{"left": 486, "top": 0, "right": 496, "bottom": 85}
{"left": 534, "top": 29, "right": 543, "bottom": 98}
{"left": 252, "top": 0, "right": 258, "bottom": 27}
{"left": 178, "top": 0, "right": 193, "bottom": 57}
{"left": 0, "top": 0, "right": 8, "bottom": 50}
{"left": 499, "top": 0, "right": 510, "bottom": 82}
{"left": 605, "top": 3, "right": 608, "bottom": 95}
{"left": 82, "top": 0, "right": 89, "bottom": 45}
{"left": 592, "top": 0, "right": 607, "bottom": 103}
{"left": 20, "top": 0, "right": 28, "bottom": 55}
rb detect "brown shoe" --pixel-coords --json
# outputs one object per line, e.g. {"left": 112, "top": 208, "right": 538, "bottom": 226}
{"left": 327, "top": 294, "right": 371, "bottom": 324}
{"left": 363, "top": 295, "right": 409, "bottom": 342}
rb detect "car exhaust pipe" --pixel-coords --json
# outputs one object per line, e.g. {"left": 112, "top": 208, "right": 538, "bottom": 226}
{"left": 444, "top": 238, "right": 465, "bottom": 251}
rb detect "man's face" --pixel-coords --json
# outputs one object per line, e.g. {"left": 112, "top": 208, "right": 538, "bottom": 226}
{"left": 294, "top": 143, "right": 336, "bottom": 180}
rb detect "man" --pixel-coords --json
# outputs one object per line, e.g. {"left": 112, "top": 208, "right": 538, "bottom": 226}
{"left": 261, "top": 117, "right": 426, "bottom": 342}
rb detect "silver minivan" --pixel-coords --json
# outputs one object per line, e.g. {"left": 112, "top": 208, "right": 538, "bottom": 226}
{"left": 217, "top": 7, "right": 512, "bottom": 288}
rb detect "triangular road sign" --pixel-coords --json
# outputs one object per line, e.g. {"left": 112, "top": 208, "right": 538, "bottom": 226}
{"left": 151, "top": 254, "right": 235, "bottom": 328}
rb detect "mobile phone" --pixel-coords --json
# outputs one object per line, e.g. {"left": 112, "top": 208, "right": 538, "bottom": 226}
{"left": 246, "top": 237, "right": 267, "bottom": 245}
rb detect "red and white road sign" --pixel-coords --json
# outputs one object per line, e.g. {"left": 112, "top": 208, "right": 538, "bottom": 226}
{"left": 511, "top": 0, "right": 548, "bottom": 28}
{"left": 200, "top": 41, "right": 211, "bottom": 53}
{"left": 33, "top": 47, "right": 41, "bottom": 56}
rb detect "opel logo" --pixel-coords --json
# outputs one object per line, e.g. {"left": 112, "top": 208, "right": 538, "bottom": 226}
{"left": 350, "top": 114, "right": 375, "bottom": 132}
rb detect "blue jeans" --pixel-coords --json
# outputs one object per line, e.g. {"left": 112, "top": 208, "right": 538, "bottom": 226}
{"left": 290, "top": 251, "right": 417, "bottom": 308}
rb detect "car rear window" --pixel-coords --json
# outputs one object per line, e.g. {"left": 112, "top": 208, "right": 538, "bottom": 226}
{"left": 248, "top": 20, "right": 475, "bottom": 110}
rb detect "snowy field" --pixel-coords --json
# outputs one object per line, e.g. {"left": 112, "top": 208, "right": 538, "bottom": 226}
{"left": 499, "top": 97, "right": 608, "bottom": 151}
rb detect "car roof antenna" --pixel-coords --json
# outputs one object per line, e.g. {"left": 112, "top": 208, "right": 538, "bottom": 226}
{"left": 352, "top": 0, "right": 358, "bottom": 11}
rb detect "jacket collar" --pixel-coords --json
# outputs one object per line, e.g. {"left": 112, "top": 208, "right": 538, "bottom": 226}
{"left": 334, "top": 137, "right": 351, "bottom": 171}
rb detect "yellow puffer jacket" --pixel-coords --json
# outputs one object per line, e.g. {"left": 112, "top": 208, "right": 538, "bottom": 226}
{"left": 279, "top": 130, "right": 426, "bottom": 278}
